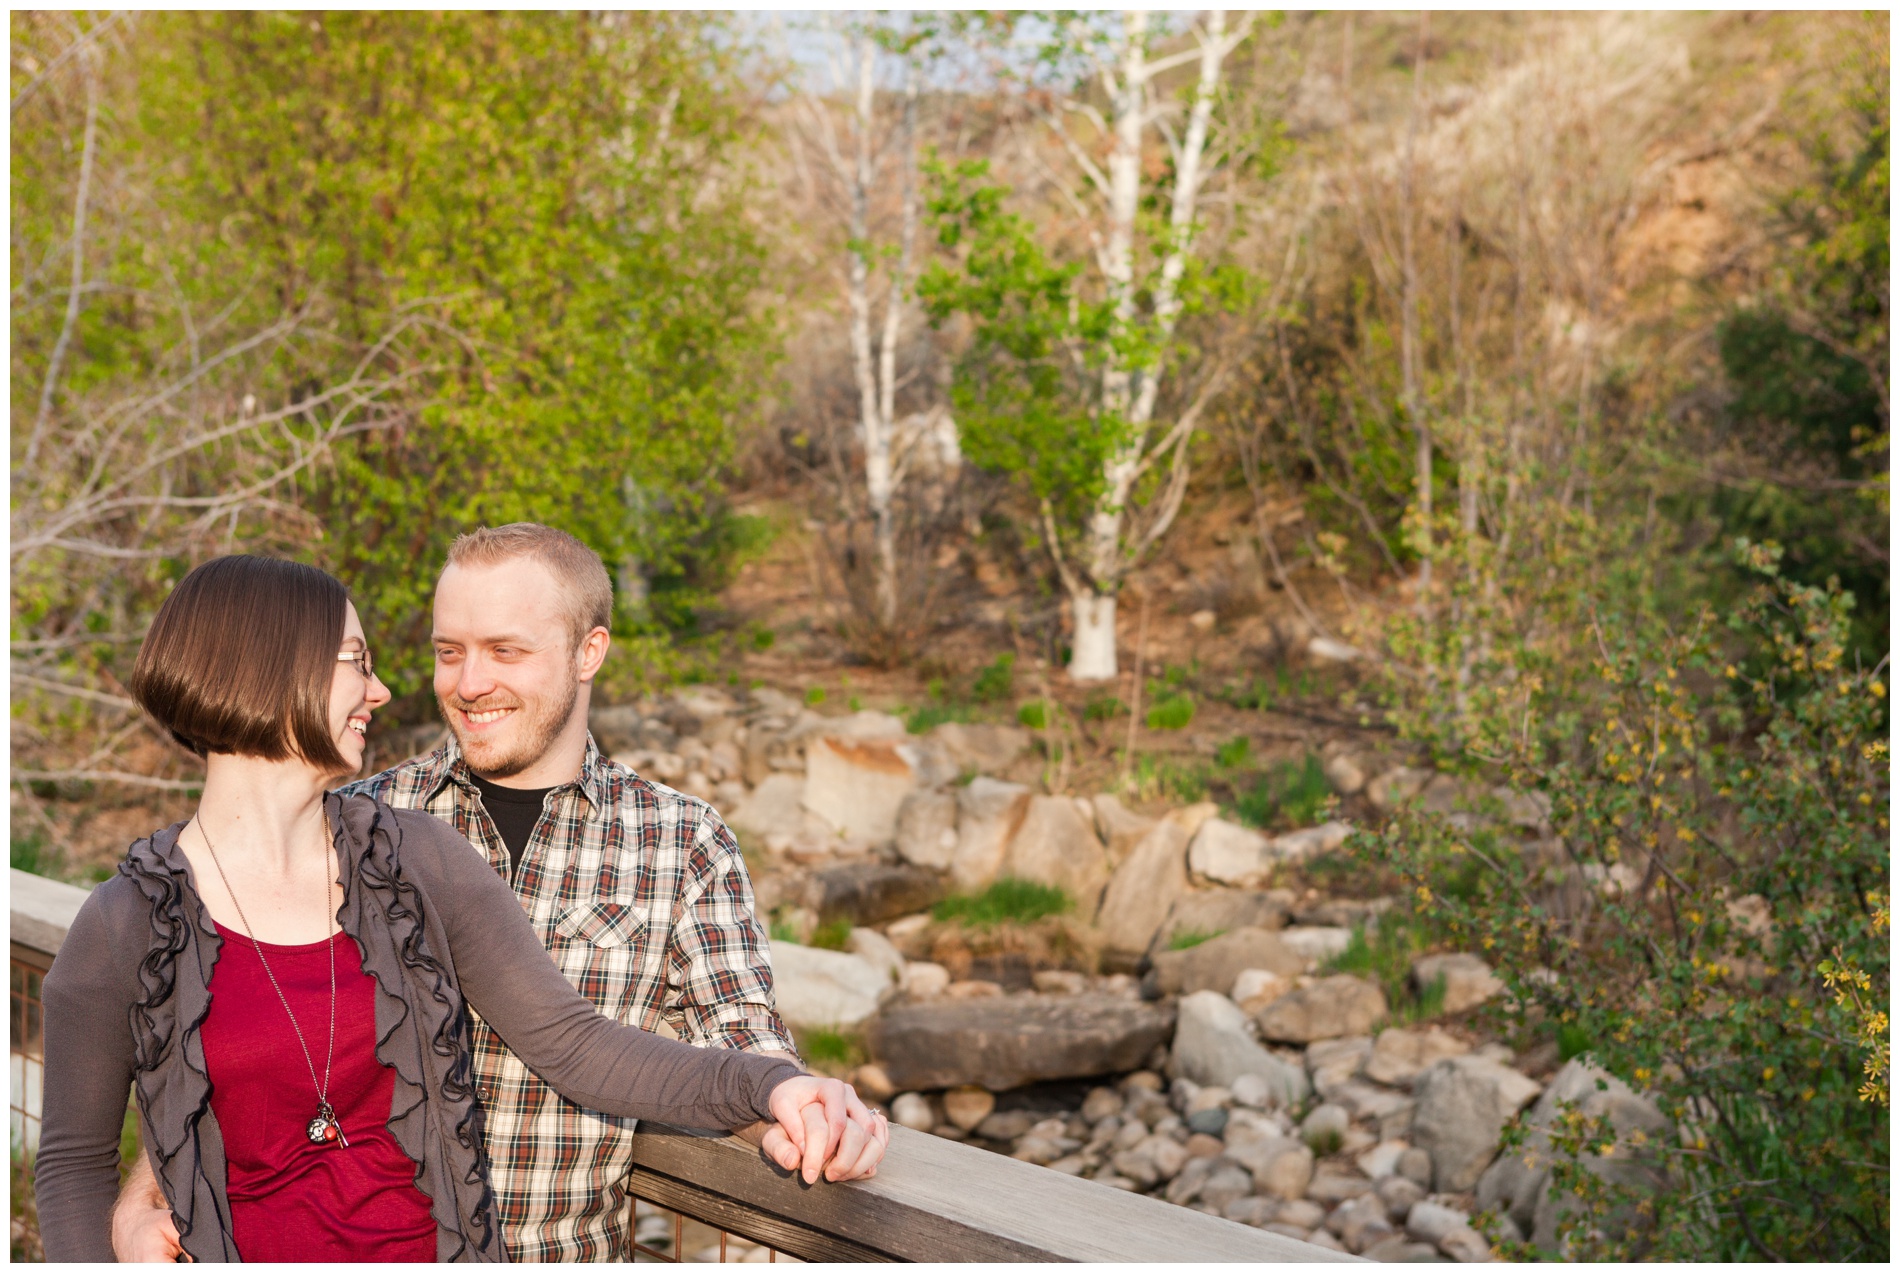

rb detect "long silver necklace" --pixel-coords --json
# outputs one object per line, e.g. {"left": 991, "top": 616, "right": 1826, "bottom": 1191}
{"left": 199, "top": 808, "right": 349, "bottom": 1148}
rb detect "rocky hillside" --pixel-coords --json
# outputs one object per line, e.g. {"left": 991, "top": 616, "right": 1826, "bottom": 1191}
{"left": 595, "top": 683, "right": 1668, "bottom": 1261}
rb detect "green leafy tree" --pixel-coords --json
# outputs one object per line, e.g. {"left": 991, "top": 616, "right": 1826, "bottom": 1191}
{"left": 921, "top": 11, "right": 1254, "bottom": 681}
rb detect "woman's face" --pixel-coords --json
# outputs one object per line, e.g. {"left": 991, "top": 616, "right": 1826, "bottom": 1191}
{"left": 330, "top": 602, "right": 391, "bottom": 774}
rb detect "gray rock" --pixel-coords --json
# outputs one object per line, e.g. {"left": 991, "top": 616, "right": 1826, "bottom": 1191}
{"left": 889, "top": 1091, "right": 937, "bottom": 1132}
{"left": 867, "top": 992, "right": 1175, "bottom": 1092}
{"left": 1186, "top": 1107, "right": 1229, "bottom": 1136}
{"left": 725, "top": 772, "right": 807, "bottom": 840}
{"left": 844, "top": 926, "right": 906, "bottom": 991}
{"left": 1187, "top": 817, "right": 1275, "bottom": 887}
{"left": 1151, "top": 889, "right": 1292, "bottom": 956}
{"left": 1331, "top": 1194, "right": 1396, "bottom": 1254}
{"left": 1276, "top": 1198, "right": 1326, "bottom": 1230}
{"left": 949, "top": 778, "right": 1032, "bottom": 891}
{"left": 1375, "top": 1173, "right": 1427, "bottom": 1221}
{"left": 1323, "top": 753, "right": 1368, "bottom": 795}
{"left": 974, "top": 1109, "right": 1037, "bottom": 1141}
{"left": 1301, "top": 1102, "right": 1351, "bottom": 1146}
{"left": 1305, "top": 1169, "right": 1373, "bottom": 1204}
{"left": 1255, "top": 975, "right": 1389, "bottom": 1043}
{"left": 1200, "top": 1165, "right": 1256, "bottom": 1213}
{"left": 1097, "top": 819, "right": 1192, "bottom": 958}
{"left": 927, "top": 721, "right": 1029, "bottom": 775}
{"left": 1405, "top": 1201, "right": 1471, "bottom": 1245}
{"left": 1410, "top": 1056, "right": 1542, "bottom": 1191}
{"left": 1295, "top": 896, "right": 1396, "bottom": 928}
{"left": 1412, "top": 953, "right": 1505, "bottom": 1015}
{"left": 1081, "top": 1086, "right": 1123, "bottom": 1123}
{"left": 1264, "top": 1222, "right": 1313, "bottom": 1241}
{"left": 1439, "top": 1228, "right": 1492, "bottom": 1262}
{"left": 1398, "top": 1147, "right": 1434, "bottom": 1187}
{"left": 1362, "top": 1236, "right": 1442, "bottom": 1262}
{"left": 1242, "top": 1139, "right": 1316, "bottom": 1200}
{"left": 1165, "top": 1155, "right": 1218, "bottom": 1204}
{"left": 1170, "top": 991, "right": 1311, "bottom": 1106}
{"left": 1279, "top": 924, "right": 1355, "bottom": 964}
{"left": 803, "top": 732, "right": 925, "bottom": 846}
{"left": 1474, "top": 1058, "right": 1667, "bottom": 1252}
{"left": 894, "top": 789, "right": 960, "bottom": 871}
{"left": 1266, "top": 822, "right": 1354, "bottom": 863}
{"left": 770, "top": 940, "right": 895, "bottom": 1031}
{"left": 1148, "top": 927, "right": 1305, "bottom": 997}
{"left": 1090, "top": 794, "right": 1158, "bottom": 865}
{"left": 1366, "top": 766, "right": 1432, "bottom": 811}
{"left": 1001, "top": 795, "right": 1109, "bottom": 919}
{"left": 1306, "top": 1035, "right": 1373, "bottom": 1095}
{"left": 1366, "top": 1026, "right": 1473, "bottom": 1088}
{"left": 800, "top": 860, "right": 947, "bottom": 926}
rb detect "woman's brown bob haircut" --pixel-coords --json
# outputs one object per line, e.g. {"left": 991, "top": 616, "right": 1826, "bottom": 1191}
{"left": 130, "top": 555, "right": 352, "bottom": 772}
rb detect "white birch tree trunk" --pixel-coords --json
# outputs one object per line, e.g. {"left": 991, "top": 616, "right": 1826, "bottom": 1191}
{"left": 1068, "top": 9, "right": 1237, "bottom": 682}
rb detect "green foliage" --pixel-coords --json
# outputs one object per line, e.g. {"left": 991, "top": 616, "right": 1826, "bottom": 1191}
{"left": 1125, "top": 752, "right": 1210, "bottom": 805}
{"left": 905, "top": 702, "right": 971, "bottom": 734}
{"left": 809, "top": 920, "right": 853, "bottom": 952}
{"left": 1016, "top": 699, "right": 1049, "bottom": 729}
{"left": 1144, "top": 692, "right": 1196, "bottom": 731}
{"left": 1356, "top": 552, "right": 1889, "bottom": 1259}
{"left": 797, "top": 1027, "right": 866, "bottom": 1076}
{"left": 1215, "top": 735, "right": 1252, "bottom": 769}
{"left": 1325, "top": 913, "right": 1442, "bottom": 1025}
{"left": 1229, "top": 753, "right": 1332, "bottom": 831}
{"left": 971, "top": 652, "right": 1017, "bottom": 703}
{"left": 1168, "top": 927, "right": 1226, "bottom": 952}
{"left": 12, "top": 12, "right": 775, "bottom": 724}
{"left": 804, "top": 686, "right": 828, "bottom": 707}
{"left": 11, "top": 833, "right": 49, "bottom": 878}
{"left": 768, "top": 913, "right": 803, "bottom": 944}
{"left": 1083, "top": 694, "right": 1127, "bottom": 722}
{"left": 932, "top": 878, "right": 1074, "bottom": 929}
{"left": 1221, "top": 667, "right": 1321, "bottom": 712}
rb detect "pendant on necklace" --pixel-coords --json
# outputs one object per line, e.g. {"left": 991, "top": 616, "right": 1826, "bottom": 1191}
{"left": 307, "top": 1101, "right": 348, "bottom": 1147}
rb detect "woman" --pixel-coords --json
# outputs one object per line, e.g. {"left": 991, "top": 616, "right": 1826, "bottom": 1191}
{"left": 35, "top": 556, "right": 880, "bottom": 1262}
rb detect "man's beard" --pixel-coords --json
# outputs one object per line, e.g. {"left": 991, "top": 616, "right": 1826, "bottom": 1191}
{"left": 439, "top": 686, "right": 579, "bottom": 779}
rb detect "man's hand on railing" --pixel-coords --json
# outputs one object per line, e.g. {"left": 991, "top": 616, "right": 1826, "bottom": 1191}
{"left": 111, "top": 1151, "right": 189, "bottom": 1262}
{"left": 761, "top": 1074, "right": 889, "bottom": 1185}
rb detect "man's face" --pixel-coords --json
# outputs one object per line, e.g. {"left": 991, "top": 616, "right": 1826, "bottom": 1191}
{"left": 432, "top": 557, "right": 582, "bottom": 779}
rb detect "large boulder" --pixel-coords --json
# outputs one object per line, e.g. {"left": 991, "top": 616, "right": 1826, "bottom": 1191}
{"left": 1090, "top": 794, "right": 1158, "bottom": 865}
{"left": 1410, "top": 1055, "right": 1543, "bottom": 1192}
{"left": 1170, "top": 991, "right": 1309, "bottom": 1107}
{"left": 1147, "top": 927, "right": 1305, "bottom": 997}
{"left": 803, "top": 732, "right": 927, "bottom": 846}
{"left": 948, "top": 778, "right": 1032, "bottom": 891}
{"left": 1096, "top": 820, "right": 1191, "bottom": 958}
{"left": 894, "top": 789, "right": 960, "bottom": 871}
{"left": 725, "top": 772, "right": 807, "bottom": 840}
{"left": 1365, "top": 1026, "right": 1472, "bottom": 1088}
{"left": 867, "top": 993, "right": 1175, "bottom": 1091}
{"left": 1254, "top": 975, "right": 1389, "bottom": 1044}
{"left": 1412, "top": 953, "right": 1506, "bottom": 1015}
{"left": 927, "top": 721, "right": 1029, "bottom": 775}
{"left": 1187, "top": 818, "right": 1274, "bottom": 886}
{"left": 1000, "top": 796, "right": 1109, "bottom": 918}
{"left": 1475, "top": 1059, "right": 1668, "bottom": 1254}
{"left": 1266, "top": 821, "right": 1353, "bottom": 863}
{"left": 1149, "top": 889, "right": 1291, "bottom": 956}
{"left": 770, "top": 940, "right": 896, "bottom": 1032}
{"left": 798, "top": 860, "right": 947, "bottom": 926}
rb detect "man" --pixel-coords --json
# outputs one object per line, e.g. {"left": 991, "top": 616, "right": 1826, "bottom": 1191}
{"left": 114, "top": 524, "right": 886, "bottom": 1260}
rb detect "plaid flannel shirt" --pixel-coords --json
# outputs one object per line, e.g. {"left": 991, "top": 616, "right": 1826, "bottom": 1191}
{"left": 342, "top": 734, "right": 796, "bottom": 1262}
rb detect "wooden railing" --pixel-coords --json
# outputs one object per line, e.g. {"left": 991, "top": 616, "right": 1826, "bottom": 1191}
{"left": 10, "top": 868, "right": 1354, "bottom": 1263}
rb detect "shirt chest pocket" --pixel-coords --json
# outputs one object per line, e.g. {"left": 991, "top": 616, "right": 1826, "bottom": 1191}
{"left": 553, "top": 900, "right": 649, "bottom": 950}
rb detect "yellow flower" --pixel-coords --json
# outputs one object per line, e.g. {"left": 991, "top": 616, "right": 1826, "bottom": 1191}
{"left": 1872, "top": 681, "right": 1887, "bottom": 700}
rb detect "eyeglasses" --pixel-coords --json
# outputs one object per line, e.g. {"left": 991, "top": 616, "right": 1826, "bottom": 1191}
{"left": 338, "top": 648, "right": 375, "bottom": 680}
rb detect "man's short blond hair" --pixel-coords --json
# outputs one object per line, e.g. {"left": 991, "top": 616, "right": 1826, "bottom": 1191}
{"left": 444, "top": 523, "right": 613, "bottom": 651}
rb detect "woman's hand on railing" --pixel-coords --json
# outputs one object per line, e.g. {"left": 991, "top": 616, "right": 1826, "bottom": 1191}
{"left": 762, "top": 1075, "right": 889, "bottom": 1185}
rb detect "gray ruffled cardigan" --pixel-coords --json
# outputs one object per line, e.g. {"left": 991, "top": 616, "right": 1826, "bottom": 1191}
{"left": 34, "top": 793, "right": 800, "bottom": 1262}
